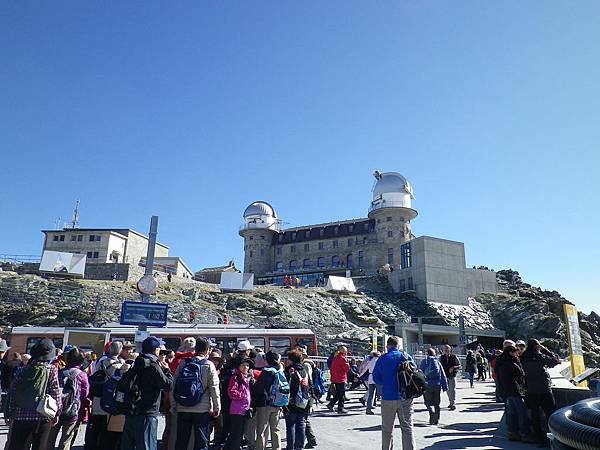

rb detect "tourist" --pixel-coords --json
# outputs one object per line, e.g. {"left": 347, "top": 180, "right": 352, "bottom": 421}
{"left": 6, "top": 338, "right": 62, "bottom": 450}
{"left": 252, "top": 351, "right": 284, "bottom": 450}
{"left": 476, "top": 350, "right": 486, "bottom": 381}
{"left": 120, "top": 336, "right": 174, "bottom": 450}
{"left": 173, "top": 337, "right": 221, "bottom": 450}
{"left": 85, "top": 341, "right": 126, "bottom": 450}
{"left": 521, "top": 339, "right": 560, "bottom": 444}
{"left": 119, "top": 341, "right": 136, "bottom": 365}
{"left": 465, "top": 350, "right": 476, "bottom": 388}
{"left": 358, "top": 351, "right": 381, "bottom": 415}
{"left": 226, "top": 358, "right": 253, "bottom": 450}
{"left": 169, "top": 337, "right": 197, "bottom": 374}
{"left": 47, "top": 347, "right": 90, "bottom": 450}
{"left": 419, "top": 348, "right": 447, "bottom": 425}
{"left": 296, "top": 346, "right": 318, "bottom": 448}
{"left": 327, "top": 346, "right": 350, "bottom": 414}
{"left": 495, "top": 344, "right": 536, "bottom": 443}
{"left": 515, "top": 340, "right": 526, "bottom": 357}
{"left": 373, "top": 336, "right": 416, "bottom": 450}
{"left": 284, "top": 349, "right": 312, "bottom": 450}
{"left": 439, "top": 345, "right": 461, "bottom": 411}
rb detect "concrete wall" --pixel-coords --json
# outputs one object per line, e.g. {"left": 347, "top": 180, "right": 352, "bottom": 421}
{"left": 123, "top": 232, "right": 169, "bottom": 265}
{"left": 44, "top": 230, "right": 115, "bottom": 263}
{"left": 465, "top": 268, "right": 498, "bottom": 296}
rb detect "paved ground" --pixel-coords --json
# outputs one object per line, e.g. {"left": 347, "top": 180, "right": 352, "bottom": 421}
{"left": 0, "top": 378, "right": 535, "bottom": 449}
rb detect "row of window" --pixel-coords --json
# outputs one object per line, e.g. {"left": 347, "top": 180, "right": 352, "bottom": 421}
{"left": 53, "top": 234, "right": 101, "bottom": 242}
{"left": 276, "top": 236, "right": 381, "bottom": 255}
{"left": 87, "top": 251, "right": 99, "bottom": 259}
{"left": 377, "top": 216, "right": 405, "bottom": 223}
{"left": 398, "top": 277, "right": 414, "bottom": 292}
{"left": 278, "top": 223, "right": 372, "bottom": 243}
{"left": 275, "top": 252, "right": 364, "bottom": 272}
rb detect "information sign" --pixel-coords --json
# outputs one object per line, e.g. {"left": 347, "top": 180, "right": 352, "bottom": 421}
{"left": 563, "top": 304, "right": 586, "bottom": 387}
{"left": 120, "top": 301, "right": 169, "bottom": 327}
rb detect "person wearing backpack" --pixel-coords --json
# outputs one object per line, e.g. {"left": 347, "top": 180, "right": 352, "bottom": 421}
{"left": 465, "top": 350, "right": 476, "bottom": 388}
{"left": 47, "top": 347, "right": 90, "bottom": 450}
{"left": 372, "top": 336, "right": 415, "bottom": 450}
{"left": 6, "top": 338, "right": 63, "bottom": 450}
{"left": 172, "top": 337, "right": 221, "bottom": 450}
{"left": 225, "top": 358, "right": 253, "bottom": 450}
{"left": 84, "top": 341, "right": 126, "bottom": 450}
{"left": 252, "top": 351, "right": 285, "bottom": 450}
{"left": 418, "top": 348, "right": 447, "bottom": 425}
{"left": 283, "top": 350, "right": 311, "bottom": 450}
{"left": 120, "top": 336, "right": 174, "bottom": 450}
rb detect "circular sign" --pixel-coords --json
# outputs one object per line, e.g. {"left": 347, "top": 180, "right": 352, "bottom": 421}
{"left": 137, "top": 274, "right": 158, "bottom": 295}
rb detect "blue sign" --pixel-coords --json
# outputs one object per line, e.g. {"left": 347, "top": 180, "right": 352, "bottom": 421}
{"left": 120, "top": 301, "right": 169, "bottom": 327}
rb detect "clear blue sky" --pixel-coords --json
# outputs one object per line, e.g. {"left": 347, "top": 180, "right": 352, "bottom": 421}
{"left": 1, "top": 2, "right": 599, "bottom": 313}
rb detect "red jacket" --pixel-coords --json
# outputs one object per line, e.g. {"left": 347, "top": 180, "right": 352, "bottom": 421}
{"left": 169, "top": 351, "right": 195, "bottom": 374}
{"left": 330, "top": 354, "right": 350, "bottom": 383}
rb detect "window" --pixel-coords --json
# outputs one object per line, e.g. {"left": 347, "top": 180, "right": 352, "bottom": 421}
{"left": 249, "top": 236, "right": 254, "bottom": 240}
{"left": 93, "top": 251, "right": 98, "bottom": 259}
{"left": 304, "top": 243, "right": 309, "bottom": 252}
{"left": 70, "top": 235, "right": 76, "bottom": 241}
{"left": 388, "top": 248, "right": 394, "bottom": 265}
{"left": 319, "top": 229, "right": 324, "bottom": 237}
{"left": 399, "top": 279, "right": 406, "bottom": 292}
{"left": 347, "top": 238, "right": 353, "bottom": 247}
{"left": 77, "top": 235, "right": 82, "bottom": 241}
{"left": 332, "top": 255, "right": 340, "bottom": 267}
{"left": 289, "top": 260, "right": 297, "bottom": 271}
{"left": 268, "top": 337, "right": 291, "bottom": 355}
{"left": 318, "top": 242, "right": 324, "bottom": 250}
{"left": 249, "top": 251, "right": 253, "bottom": 257}
{"left": 260, "top": 235, "right": 265, "bottom": 240}
{"left": 358, "top": 251, "right": 364, "bottom": 269}
{"left": 87, "top": 251, "right": 93, "bottom": 258}
{"left": 317, "top": 257, "right": 325, "bottom": 268}
{"left": 401, "top": 242, "right": 412, "bottom": 269}
{"left": 349, "top": 224, "right": 354, "bottom": 233}
{"left": 295, "top": 337, "right": 315, "bottom": 355}
{"left": 408, "top": 277, "right": 414, "bottom": 290}
{"left": 275, "top": 262, "right": 284, "bottom": 272}
{"left": 387, "top": 216, "right": 392, "bottom": 222}
{"left": 303, "top": 259, "right": 312, "bottom": 269}
{"left": 52, "top": 235, "right": 59, "bottom": 242}
{"left": 27, "top": 337, "right": 63, "bottom": 355}
{"left": 238, "top": 337, "right": 265, "bottom": 350}
{"left": 59, "top": 235, "right": 65, "bottom": 241}
{"left": 276, "top": 247, "right": 282, "bottom": 255}
{"left": 347, "top": 254, "right": 353, "bottom": 268}
{"left": 292, "top": 232, "right": 297, "bottom": 240}
{"left": 89, "top": 235, "right": 95, "bottom": 242}
{"left": 388, "top": 230, "right": 393, "bottom": 238}
{"left": 290, "top": 245, "right": 296, "bottom": 253}
{"left": 333, "top": 240, "right": 338, "bottom": 248}
{"left": 96, "top": 235, "right": 101, "bottom": 241}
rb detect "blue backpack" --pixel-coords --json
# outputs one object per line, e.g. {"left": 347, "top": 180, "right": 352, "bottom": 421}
{"left": 174, "top": 359, "right": 209, "bottom": 407}
{"left": 100, "top": 370, "right": 122, "bottom": 415}
{"left": 312, "top": 367, "right": 326, "bottom": 398}
{"left": 264, "top": 368, "right": 290, "bottom": 407}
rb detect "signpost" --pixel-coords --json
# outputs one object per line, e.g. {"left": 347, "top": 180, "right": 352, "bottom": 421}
{"left": 458, "top": 315, "right": 466, "bottom": 355}
{"left": 563, "top": 304, "right": 586, "bottom": 387}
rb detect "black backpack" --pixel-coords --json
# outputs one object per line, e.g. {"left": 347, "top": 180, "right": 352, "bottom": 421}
{"left": 113, "top": 367, "right": 142, "bottom": 415}
{"left": 397, "top": 357, "right": 426, "bottom": 399}
{"left": 60, "top": 368, "right": 81, "bottom": 421}
{"left": 88, "top": 359, "right": 116, "bottom": 398}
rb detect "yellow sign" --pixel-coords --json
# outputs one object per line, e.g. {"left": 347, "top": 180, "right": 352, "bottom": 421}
{"left": 372, "top": 329, "right": 378, "bottom": 352}
{"left": 563, "top": 304, "right": 587, "bottom": 387}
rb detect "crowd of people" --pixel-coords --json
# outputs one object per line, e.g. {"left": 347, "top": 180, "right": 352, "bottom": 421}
{"left": 0, "top": 332, "right": 563, "bottom": 450}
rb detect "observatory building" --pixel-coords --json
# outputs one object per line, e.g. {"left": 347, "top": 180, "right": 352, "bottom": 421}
{"left": 239, "top": 171, "right": 497, "bottom": 306}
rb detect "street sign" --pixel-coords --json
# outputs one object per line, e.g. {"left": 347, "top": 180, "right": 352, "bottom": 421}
{"left": 120, "top": 301, "right": 168, "bottom": 327}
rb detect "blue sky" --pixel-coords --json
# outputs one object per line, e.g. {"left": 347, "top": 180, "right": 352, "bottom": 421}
{"left": 1, "top": 2, "right": 599, "bottom": 313}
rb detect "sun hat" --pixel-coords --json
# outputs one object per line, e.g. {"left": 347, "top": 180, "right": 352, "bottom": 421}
{"left": 237, "top": 340, "right": 254, "bottom": 352}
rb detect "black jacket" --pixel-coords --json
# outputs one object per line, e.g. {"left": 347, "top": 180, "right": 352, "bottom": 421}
{"left": 284, "top": 364, "right": 311, "bottom": 412}
{"left": 130, "top": 354, "right": 173, "bottom": 416}
{"left": 521, "top": 349, "right": 560, "bottom": 395}
{"left": 495, "top": 352, "right": 525, "bottom": 398}
{"left": 252, "top": 368, "right": 277, "bottom": 408}
{"left": 440, "top": 354, "right": 461, "bottom": 378}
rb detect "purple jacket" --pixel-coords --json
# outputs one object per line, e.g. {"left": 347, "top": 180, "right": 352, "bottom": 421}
{"left": 228, "top": 369, "right": 251, "bottom": 416}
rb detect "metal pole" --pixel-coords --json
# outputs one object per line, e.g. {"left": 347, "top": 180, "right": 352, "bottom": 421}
{"left": 418, "top": 317, "right": 424, "bottom": 348}
{"left": 139, "top": 215, "right": 158, "bottom": 333}
{"left": 94, "top": 294, "right": 101, "bottom": 328}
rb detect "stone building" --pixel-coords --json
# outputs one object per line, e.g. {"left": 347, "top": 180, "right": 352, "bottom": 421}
{"left": 194, "top": 261, "right": 240, "bottom": 284}
{"left": 239, "top": 170, "right": 497, "bottom": 306}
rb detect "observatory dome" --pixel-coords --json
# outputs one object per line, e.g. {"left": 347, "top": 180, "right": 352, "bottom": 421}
{"left": 372, "top": 171, "right": 414, "bottom": 200}
{"left": 243, "top": 201, "right": 278, "bottom": 219}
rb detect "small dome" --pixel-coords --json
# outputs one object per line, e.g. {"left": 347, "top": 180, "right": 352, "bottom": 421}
{"left": 243, "top": 201, "right": 278, "bottom": 219}
{"left": 372, "top": 171, "right": 414, "bottom": 200}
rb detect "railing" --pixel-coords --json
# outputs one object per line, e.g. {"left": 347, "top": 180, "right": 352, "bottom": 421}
{"left": 0, "top": 254, "right": 41, "bottom": 264}
{"left": 369, "top": 200, "right": 413, "bottom": 213}
{"left": 239, "top": 222, "right": 281, "bottom": 232}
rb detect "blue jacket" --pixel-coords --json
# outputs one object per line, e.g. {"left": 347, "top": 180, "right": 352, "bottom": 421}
{"left": 373, "top": 347, "right": 413, "bottom": 400}
{"left": 419, "top": 356, "right": 448, "bottom": 391}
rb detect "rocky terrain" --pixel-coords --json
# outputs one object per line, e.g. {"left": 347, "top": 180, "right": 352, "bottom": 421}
{"left": 0, "top": 266, "right": 598, "bottom": 365}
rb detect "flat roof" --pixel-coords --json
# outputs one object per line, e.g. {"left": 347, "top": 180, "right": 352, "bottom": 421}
{"left": 42, "top": 228, "right": 169, "bottom": 249}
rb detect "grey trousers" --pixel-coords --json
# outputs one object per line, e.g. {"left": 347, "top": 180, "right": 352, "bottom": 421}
{"left": 255, "top": 406, "right": 281, "bottom": 450}
{"left": 47, "top": 421, "right": 79, "bottom": 450}
{"left": 381, "top": 399, "right": 415, "bottom": 450}
{"left": 447, "top": 377, "right": 456, "bottom": 407}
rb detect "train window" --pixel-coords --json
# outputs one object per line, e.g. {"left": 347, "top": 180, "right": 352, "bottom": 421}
{"left": 269, "top": 337, "right": 291, "bottom": 355}
{"left": 295, "top": 337, "right": 315, "bottom": 354}
{"left": 237, "top": 337, "right": 265, "bottom": 351}
{"left": 162, "top": 338, "right": 181, "bottom": 351}
{"left": 26, "top": 337, "right": 63, "bottom": 355}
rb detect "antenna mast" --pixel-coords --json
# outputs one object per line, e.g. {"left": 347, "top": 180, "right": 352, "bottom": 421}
{"left": 71, "top": 199, "right": 80, "bottom": 229}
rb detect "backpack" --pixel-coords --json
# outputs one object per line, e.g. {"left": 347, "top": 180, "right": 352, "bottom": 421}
{"left": 264, "top": 368, "right": 289, "bottom": 407}
{"left": 312, "top": 367, "right": 326, "bottom": 399}
{"left": 174, "top": 359, "right": 209, "bottom": 407}
{"left": 88, "top": 358, "right": 116, "bottom": 398}
{"left": 60, "top": 368, "right": 81, "bottom": 421}
{"left": 291, "top": 369, "right": 310, "bottom": 409}
{"left": 113, "top": 367, "right": 142, "bottom": 415}
{"left": 100, "top": 369, "right": 123, "bottom": 415}
{"left": 13, "top": 364, "right": 49, "bottom": 410}
{"left": 397, "top": 356, "right": 426, "bottom": 399}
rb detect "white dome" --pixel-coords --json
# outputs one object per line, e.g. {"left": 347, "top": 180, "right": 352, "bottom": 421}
{"left": 372, "top": 171, "right": 414, "bottom": 200}
{"left": 243, "top": 201, "right": 278, "bottom": 219}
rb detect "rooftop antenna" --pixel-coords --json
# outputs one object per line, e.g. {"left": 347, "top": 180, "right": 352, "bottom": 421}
{"left": 54, "top": 216, "right": 62, "bottom": 230}
{"left": 71, "top": 199, "right": 80, "bottom": 229}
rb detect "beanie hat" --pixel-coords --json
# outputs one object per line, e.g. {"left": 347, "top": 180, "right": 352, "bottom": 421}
{"left": 142, "top": 336, "right": 162, "bottom": 355}
{"left": 181, "top": 337, "right": 196, "bottom": 352}
{"left": 31, "top": 338, "right": 55, "bottom": 361}
{"left": 108, "top": 341, "right": 123, "bottom": 357}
